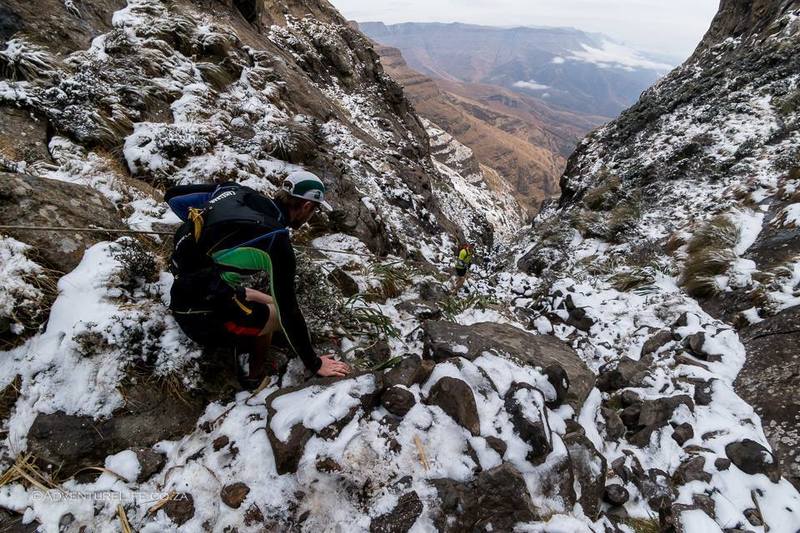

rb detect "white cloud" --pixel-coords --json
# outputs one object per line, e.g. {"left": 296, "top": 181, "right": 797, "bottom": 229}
{"left": 331, "top": 0, "right": 719, "bottom": 59}
{"left": 513, "top": 79, "right": 550, "bottom": 90}
{"left": 551, "top": 56, "right": 566, "bottom": 64}
{"left": 566, "top": 40, "right": 673, "bottom": 72}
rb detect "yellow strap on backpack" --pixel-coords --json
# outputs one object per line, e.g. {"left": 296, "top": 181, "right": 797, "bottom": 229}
{"left": 188, "top": 207, "right": 205, "bottom": 241}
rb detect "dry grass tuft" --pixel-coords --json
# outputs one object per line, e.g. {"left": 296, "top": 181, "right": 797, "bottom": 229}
{"left": 582, "top": 173, "right": 622, "bottom": 211}
{"left": 665, "top": 232, "right": 688, "bottom": 255}
{"left": 0, "top": 453, "right": 58, "bottom": 491}
{"left": 1, "top": 254, "right": 60, "bottom": 350}
{"left": 0, "top": 375, "right": 22, "bottom": 422}
{"left": 682, "top": 249, "right": 737, "bottom": 297}
{"left": 680, "top": 215, "right": 740, "bottom": 297}
{"left": 365, "top": 261, "right": 414, "bottom": 301}
{"left": 265, "top": 117, "right": 318, "bottom": 164}
{"left": 0, "top": 38, "right": 59, "bottom": 81}
{"left": 686, "top": 215, "right": 739, "bottom": 254}
{"left": 196, "top": 61, "right": 237, "bottom": 91}
{"left": 618, "top": 517, "right": 660, "bottom": 533}
{"left": 606, "top": 197, "right": 642, "bottom": 243}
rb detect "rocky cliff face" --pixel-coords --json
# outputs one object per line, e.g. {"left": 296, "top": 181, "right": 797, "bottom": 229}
{"left": 506, "top": 0, "right": 800, "bottom": 526}
{"left": 0, "top": 0, "right": 503, "bottom": 263}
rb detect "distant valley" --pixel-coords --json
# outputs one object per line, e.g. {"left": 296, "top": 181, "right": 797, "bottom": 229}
{"left": 360, "top": 22, "right": 675, "bottom": 213}
{"left": 361, "top": 22, "right": 676, "bottom": 117}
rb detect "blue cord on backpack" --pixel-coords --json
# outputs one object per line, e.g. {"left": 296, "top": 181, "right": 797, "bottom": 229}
{"left": 235, "top": 228, "right": 289, "bottom": 251}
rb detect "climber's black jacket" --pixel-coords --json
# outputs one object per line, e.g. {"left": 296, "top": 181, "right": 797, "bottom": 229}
{"left": 165, "top": 183, "right": 321, "bottom": 374}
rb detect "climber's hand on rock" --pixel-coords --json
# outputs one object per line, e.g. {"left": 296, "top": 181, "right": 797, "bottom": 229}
{"left": 317, "top": 355, "right": 351, "bottom": 377}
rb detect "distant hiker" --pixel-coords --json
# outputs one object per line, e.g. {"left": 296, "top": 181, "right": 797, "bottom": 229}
{"left": 166, "top": 171, "right": 351, "bottom": 387}
{"left": 452, "top": 243, "right": 474, "bottom": 293}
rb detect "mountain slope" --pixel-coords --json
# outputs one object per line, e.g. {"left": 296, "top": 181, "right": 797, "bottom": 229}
{"left": 1, "top": 0, "right": 799, "bottom": 531}
{"left": 374, "top": 42, "right": 602, "bottom": 213}
{"left": 506, "top": 0, "right": 800, "bottom": 514}
{"left": 360, "top": 21, "right": 673, "bottom": 117}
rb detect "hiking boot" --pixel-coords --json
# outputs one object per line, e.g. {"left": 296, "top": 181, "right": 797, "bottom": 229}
{"left": 235, "top": 349, "right": 262, "bottom": 391}
{"left": 264, "top": 348, "right": 289, "bottom": 376}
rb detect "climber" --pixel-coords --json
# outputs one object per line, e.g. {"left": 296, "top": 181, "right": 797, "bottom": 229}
{"left": 451, "top": 243, "right": 474, "bottom": 293}
{"left": 166, "top": 171, "right": 351, "bottom": 388}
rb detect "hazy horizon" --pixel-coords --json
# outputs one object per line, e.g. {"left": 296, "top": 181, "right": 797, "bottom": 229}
{"left": 330, "top": 0, "right": 719, "bottom": 60}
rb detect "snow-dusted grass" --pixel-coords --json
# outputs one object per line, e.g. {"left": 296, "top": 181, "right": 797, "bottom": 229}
{"left": 0, "top": 240, "right": 201, "bottom": 455}
{"left": 0, "top": 237, "right": 55, "bottom": 344}
{"left": 0, "top": 38, "right": 59, "bottom": 81}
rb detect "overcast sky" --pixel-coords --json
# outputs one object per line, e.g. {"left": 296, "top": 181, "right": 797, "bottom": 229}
{"left": 329, "top": 0, "right": 720, "bottom": 60}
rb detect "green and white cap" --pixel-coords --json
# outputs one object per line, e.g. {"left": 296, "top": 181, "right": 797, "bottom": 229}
{"left": 282, "top": 170, "right": 332, "bottom": 210}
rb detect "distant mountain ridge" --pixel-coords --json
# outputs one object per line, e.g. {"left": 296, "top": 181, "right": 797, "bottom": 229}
{"left": 373, "top": 40, "right": 605, "bottom": 213}
{"left": 360, "top": 21, "right": 673, "bottom": 117}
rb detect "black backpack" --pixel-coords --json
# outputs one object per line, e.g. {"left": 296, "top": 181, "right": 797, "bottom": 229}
{"left": 170, "top": 184, "right": 287, "bottom": 278}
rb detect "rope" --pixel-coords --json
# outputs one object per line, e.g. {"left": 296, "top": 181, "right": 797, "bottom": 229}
{"left": 0, "top": 224, "right": 174, "bottom": 236}
{"left": 0, "top": 224, "right": 379, "bottom": 258}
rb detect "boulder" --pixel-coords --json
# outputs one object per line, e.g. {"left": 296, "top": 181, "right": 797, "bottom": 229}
{"left": 422, "top": 321, "right": 594, "bottom": 409}
{"left": 693, "top": 380, "right": 715, "bottom": 406}
{"left": 504, "top": 382, "right": 552, "bottom": 463}
{"left": 683, "top": 332, "right": 723, "bottom": 362}
{"left": 397, "top": 299, "right": 441, "bottom": 320}
{"left": 565, "top": 297, "right": 594, "bottom": 331}
{"left": 600, "top": 407, "right": 626, "bottom": 441}
{"left": 164, "top": 493, "right": 194, "bottom": 526}
{"left": 212, "top": 435, "right": 230, "bottom": 451}
{"left": 692, "top": 494, "right": 717, "bottom": 519}
{"left": 0, "top": 508, "right": 38, "bottom": 532}
{"left": 620, "top": 404, "right": 642, "bottom": 432}
{"left": 381, "top": 386, "right": 416, "bottom": 417}
{"left": 484, "top": 436, "right": 507, "bottom": 458}
{"left": 564, "top": 432, "right": 607, "bottom": 519}
{"left": 542, "top": 363, "right": 569, "bottom": 408}
{"left": 26, "top": 381, "right": 205, "bottom": 476}
{"left": 265, "top": 375, "right": 376, "bottom": 474}
{"left": 267, "top": 423, "right": 313, "bottom": 475}
{"left": 724, "top": 439, "right": 781, "bottom": 483}
{"left": 221, "top": 482, "right": 250, "bottom": 509}
{"left": 597, "top": 356, "right": 650, "bottom": 392}
{"left": 641, "top": 329, "right": 675, "bottom": 356}
{"left": 418, "top": 280, "right": 448, "bottom": 301}
{"left": 0, "top": 173, "right": 125, "bottom": 272}
{"left": 327, "top": 267, "right": 359, "bottom": 297}
{"left": 383, "top": 357, "right": 433, "bottom": 389}
{"left": 0, "top": 108, "right": 52, "bottom": 165}
{"left": 427, "top": 377, "right": 480, "bottom": 436}
{"left": 628, "top": 395, "right": 694, "bottom": 447}
{"left": 134, "top": 448, "right": 166, "bottom": 483}
{"left": 671, "top": 422, "right": 695, "bottom": 446}
{"left": 744, "top": 508, "right": 763, "bottom": 527}
{"left": 736, "top": 306, "right": 800, "bottom": 489}
{"left": 536, "top": 451, "right": 577, "bottom": 512}
{"left": 26, "top": 413, "right": 111, "bottom": 475}
{"left": 714, "top": 458, "right": 731, "bottom": 471}
{"left": 363, "top": 340, "right": 392, "bottom": 365}
{"left": 603, "top": 484, "right": 630, "bottom": 506}
{"left": 431, "top": 463, "right": 541, "bottom": 532}
{"left": 370, "top": 491, "right": 423, "bottom": 533}
{"left": 672, "top": 456, "right": 712, "bottom": 486}
{"left": 611, "top": 454, "right": 636, "bottom": 484}
{"left": 633, "top": 468, "right": 675, "bottom": 512}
